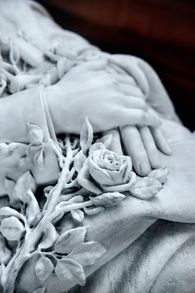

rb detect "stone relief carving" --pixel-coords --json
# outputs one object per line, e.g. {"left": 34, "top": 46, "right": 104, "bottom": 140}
{"left": 0, "top": 116, "right": 168, "bottom": 293}
{"left": 0, "top": 1, "right": 195, "bottom": 293}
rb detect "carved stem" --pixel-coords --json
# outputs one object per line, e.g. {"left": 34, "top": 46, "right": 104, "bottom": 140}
{"left": 50, "top": 200, "right": 93, "bottom": 222}
{"left": 1, "top": 136, "right": 75, "bottom": 292}
{"left": 2, "top": 198, "right": 93, "bottom": 292}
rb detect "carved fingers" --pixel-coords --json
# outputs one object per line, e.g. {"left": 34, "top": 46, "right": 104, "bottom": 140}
{"left": 120, "top": 125, "right": 171, "bottom": 176}
{"left": 139, "top": 126, "right": 161, "bottom": 169}
{"left": 121, "top": 126, "right": 151, "bottom": 176}
{"left": 118, "top": 108, "right": 160, "bottom": 128}
{"left": 151, "top": 128, "right": 172, "bottom": 155}
{"left": 104, "top": 56, "right": 172, "bottom": 175}
{"left": 116, "top": 83, "right": 144, "bottom": 98}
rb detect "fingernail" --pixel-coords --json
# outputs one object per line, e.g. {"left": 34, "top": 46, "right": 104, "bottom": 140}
{"left": 163, "top": 142, "right": 172, "bottom": 155}
{"left": 140, "top": 162, "right": 150, "bottom": 176}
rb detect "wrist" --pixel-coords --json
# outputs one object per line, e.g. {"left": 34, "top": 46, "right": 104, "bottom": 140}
{"left": 0, "top": 87, "right": 47, "bottom": 143}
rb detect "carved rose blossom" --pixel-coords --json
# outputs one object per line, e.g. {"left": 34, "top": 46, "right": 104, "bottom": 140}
{"left": 77, "top": 147, "right": 136, "bottom": 194}
{"left": 89, "top": 149, "right": 132, "bottom": 185}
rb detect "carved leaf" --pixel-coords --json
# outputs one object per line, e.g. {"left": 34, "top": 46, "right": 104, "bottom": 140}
{"left": 27, "top": 122, "right": 43, "bottom": 144}
{"left": 83, "top": 206, "right": 105, "bottom": 216}
{"left": 80, "top": 117, "right": 93, "bottom": 152}
{"left": 0, "top": 207, "right": 23, "bottom": 220}
{"left": 71, "top": 210, "right": 84, "bottom": 223}
{"left": 9, "top": 44, "right": 20, "bottom": 64}
{"left": 77, "top": 175, "right": 101, "bottom": 194}
{"left": 38, "top": 223, "right": 58, "bottom": 250}
{"left": 90, "top": 192, "right": 126, "bottom": 207}
{"left": 54, "top": 227, "right": 87, "bottom": 254}
{"left": 77, "top": 161, "right": 102, "bottom": 194}
{"left": 130, "top": 177, "right": 163, "bottom": 199}
{"left": 43, "top": 186, "right": 53, "bottom": 199}
{"left": 4, "top": 178, "right": 18, "bottom": 205}
{"left": 14, "top": 171, "right": 36, "bottom": 203}
{"left": 34, "top": 148, "right": 44, "bottom": 168}
{"left": 0, "top": 235, "right": 11, "bottom": 264}
{"left": 55, "top": 258, "right": 86, "bottom": 286}
{"left": 35, "top": 256, "right": 54, "bottom": 282}
{"left": 74, "top": 151, "right": 86, "bottom": 173}
{"left": 69, "top": 241, "right": 106, "bottom": 266}
{"left": 26, "top": 190, "right": 40, "bottom": 225}
{"left": 89, "top": 142, "right": 105, "bottom": 156}
{"left": 0, "top": 216, "right": 25, "bottom": 241}
{"left": 148, "top": 167, "right": 169, "bottom": 184}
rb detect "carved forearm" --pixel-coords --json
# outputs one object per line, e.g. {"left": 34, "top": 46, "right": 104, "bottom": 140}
{"left": 0, "top": 86, "right": 60, "bottom": 186}
{"left": 0, "top": 86, "right": 48, "bottom": 143}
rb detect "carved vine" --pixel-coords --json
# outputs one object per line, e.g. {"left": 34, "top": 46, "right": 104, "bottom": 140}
{"left": 0, "top": 118, "right": 168, "bottom": 293}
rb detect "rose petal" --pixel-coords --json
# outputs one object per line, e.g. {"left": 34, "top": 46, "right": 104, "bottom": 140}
{"left": 122, "top": 156, "right": 132, "bottom": 181}
{"left": 102, "top": 172, "right": 136, "bottom": 192}
{"left": 77, "top": 160, "right": 102, "bottom": 194}
{"left": 89, "top": 142, "right": 105, "bottom": 155}
{"left": 88, "top": 157, "right": 114, "bottom": 186}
